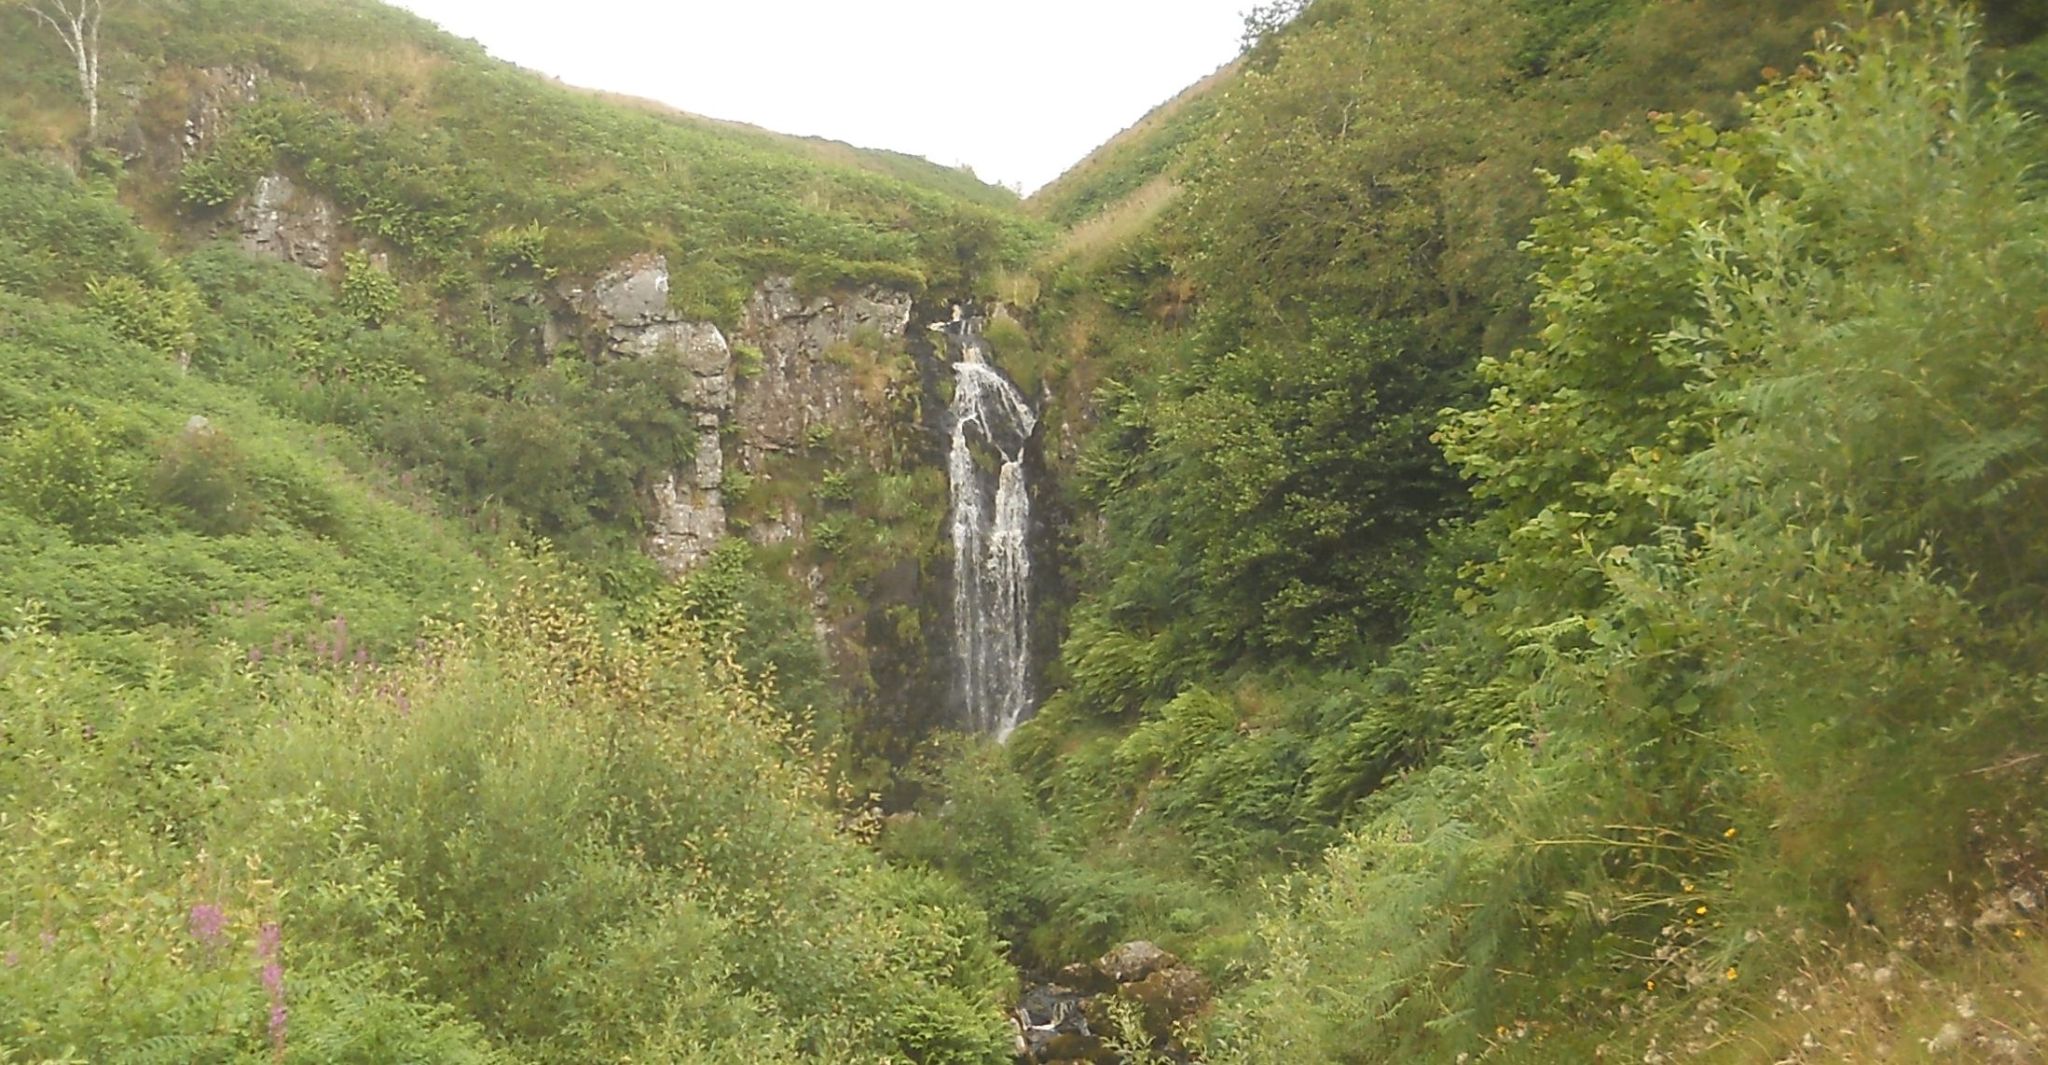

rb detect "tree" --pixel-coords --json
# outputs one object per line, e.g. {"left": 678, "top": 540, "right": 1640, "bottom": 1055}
{"left": 18, "top": 0, "right": 112, "bottom": 140}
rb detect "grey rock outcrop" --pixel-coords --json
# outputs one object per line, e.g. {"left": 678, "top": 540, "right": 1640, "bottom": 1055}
{"left": 236, "top": 173, "right": 338, "bottom": 270}
{"left": 590, "top": 255, "right": 736, "bottom": 576}
{"left": 734, "top": 275, "right": 914, "bottom": 463}
{"left": 181, "top": 66, "right": 263, "bottom": 161}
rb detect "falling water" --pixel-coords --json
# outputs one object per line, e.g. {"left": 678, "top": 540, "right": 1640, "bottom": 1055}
{"left": 948, "top": 342, "right": 1038, "bottom": 739}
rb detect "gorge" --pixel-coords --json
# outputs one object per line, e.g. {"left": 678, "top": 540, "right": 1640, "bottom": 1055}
{"left": 6, "top": 1, "right": 2048, "bottom": 1062}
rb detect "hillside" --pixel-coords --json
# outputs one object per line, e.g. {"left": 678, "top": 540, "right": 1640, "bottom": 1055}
{"left": 898, "top": 0, "right": 2048, "bottom": 1061}
{"left": 8, "top": 0, "right": 2048, "bottom": 1062}
{"left": 0, "top": 0, "right": 1035, "bottom": 1060}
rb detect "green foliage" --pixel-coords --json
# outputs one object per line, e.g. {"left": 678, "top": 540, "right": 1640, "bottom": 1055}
{"left": 0, "top": 155, "right": 172, "bottom": 299}
{"left": 817, "top": 468, "right": 855, "bottom": 503}
{"left": 883, "top": 738, "right": 1238, "bottom": 971}
{"left": 0, "top": 574, "right": 1014, "bottom": 1063}
{"left": 0, "top": 408, "right": 134, "bottom": 543}
{"left": 638, "top": 539, "right": 843, "bottom": 739}
{"left": 336, "top": 250, "right": 399, "bottom": 327}
{"left": 1210, "top": 7, "right": 2048, "bottom": 1057}
{"left": 1510, "top": 0, "right": 1646, "bottom": 75}
{"left": 85, "top": 273, "right": 200, "bottom": 356}
{"left": 480, "top": 222, "right": 553, "bottom": 279}
{"left": 149, "top": 424, "right": 258, "bottom": 536}
{"left": 177, "top": 127, "right": 277, "bottom": 209}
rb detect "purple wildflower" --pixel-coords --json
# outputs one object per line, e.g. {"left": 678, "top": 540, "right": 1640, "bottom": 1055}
{"left": 37, "top": 931, "right": 54, "bottom": 950}
{"left": 256, "top": 922, "right": 281, "bottom": 960}
{"left": 257, "top": 922, "right": 287, "bottom": 1057}
{"left": 188, "top": 903, "right": 227, "bottom": 946}
{"left": 3, "top": 950, "right": 19, "bottom": 967}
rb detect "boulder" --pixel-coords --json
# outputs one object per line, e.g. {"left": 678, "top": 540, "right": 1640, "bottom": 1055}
{"left": 1056, "top": 960, "right": 1114, "bottom": 996}
{"left": 1121, "top": 964, "right": 1212, "bottom": 1033}
{"left": 1096, "top": 941, "right": 1178, "bottom": 985}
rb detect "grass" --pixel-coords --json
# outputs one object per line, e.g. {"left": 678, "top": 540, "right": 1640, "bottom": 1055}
{"left": 1027, "top": 60, "right": 1236, "bottom": 227}
{"left": 1042, "top": 174, "right": 1182, "bottom": 273}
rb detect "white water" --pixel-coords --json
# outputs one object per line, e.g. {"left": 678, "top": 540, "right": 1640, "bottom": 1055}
{"left": 948, "top": 355, "right": 1038, "bottom": 739}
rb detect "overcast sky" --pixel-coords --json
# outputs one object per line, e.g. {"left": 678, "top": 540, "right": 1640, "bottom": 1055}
{"left": 386, "top": 0, "right": 1252, "bottom": 194}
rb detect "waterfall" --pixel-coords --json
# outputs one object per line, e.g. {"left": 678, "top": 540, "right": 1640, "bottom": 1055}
{"left": 947, "top": 340, "right": 1038, "bottom": 739}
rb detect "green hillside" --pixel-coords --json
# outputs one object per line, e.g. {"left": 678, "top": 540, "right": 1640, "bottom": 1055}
{"left": 0, "top": 0, "right": 1032, "bottom": 1060}
{"left": 903, "top": 0, "right": 2048, "bottom": 1061}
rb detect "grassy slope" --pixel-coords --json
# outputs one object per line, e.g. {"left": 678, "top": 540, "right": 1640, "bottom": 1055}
{"left": 0, "top": 151, "right": 489, "bottom": 672}
{"left": 1026, "top": 59, "right": 1237, "bottom": 230}
{"left": 1, "top": 0, "right": 1042, "bottom": 305}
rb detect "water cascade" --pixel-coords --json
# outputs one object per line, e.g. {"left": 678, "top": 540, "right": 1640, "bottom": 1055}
{"left": 945, "top": 329, "right": 1038, "bottom": 739}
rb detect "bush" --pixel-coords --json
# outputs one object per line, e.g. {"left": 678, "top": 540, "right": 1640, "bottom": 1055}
{"left": 481, "top": 222, "right": 553, "bottom": 279}
{"left": 85, "top": 273, "right": 199, "bottom": 357}
{"left": 150, "top": 423, "right": 257, "bottom": 535}
{"left": 337, "top": 251, "right": 400, "bottom": 327}
{"left": 0, "top": 408, "right": 133, "bottom": 542}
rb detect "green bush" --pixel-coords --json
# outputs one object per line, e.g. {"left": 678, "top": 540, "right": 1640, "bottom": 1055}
{"left": 85, "top": 273, "right": 199, "bottom": 356}
{"left": 0, "top": 408, "right": 134, "bottom": 542}
{"left": 1215, "top": 8, "right": 2048, "bottom": 1058}
{"left": 481, "top": 222, "right": 553, "bottom": 279}
{"left": 178, "top": 128, "right": 278, "bottom": 209}
{"left": 150, "top": 424, "right": 257, "bottom": 535}
{"left": 337, "top": 250, "right": 399, "bottom": 327}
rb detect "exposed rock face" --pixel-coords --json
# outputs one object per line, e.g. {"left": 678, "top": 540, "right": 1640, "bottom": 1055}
{"left": 182, "top": 65, "right": 263, "bottom": 161}
{"left": 562, "top": 261, "right": 919, "bottom": 578}
{"left": 589, "top": 254, "right": 736, "bottom": 576}
{"left": 734, "top": 275, "right": 914, "bottom": 464}
{"left": 236, "top": 173, "right": 338, "bottom": 270}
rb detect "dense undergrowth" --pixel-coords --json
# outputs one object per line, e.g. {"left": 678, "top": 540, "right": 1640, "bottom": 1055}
{"left": 2, "top": 568, "right": 1013, "bottom": 1062}
{"left": 8, "top": 0, "right": 2048, "bottom": 1060}
{"left": 890, "top": 2, "right": 2048, "bottom": 1060}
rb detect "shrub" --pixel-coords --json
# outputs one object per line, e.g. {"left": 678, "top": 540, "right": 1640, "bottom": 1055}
{"left": 150, "top": 423, "right": 257, "bottom": 535}
{"left": 85, "top": 273, "right": 199, "bottom": 357}
{"left": 338, "top": 251, "right": 400, "bottom": 327}
{"left": 178, "top": 129, "right": 278, "bottom": 209}
{"left": 481, "top": 222, "right": 553, "bottom": 279}
{"left": 0, "top": 408, "right": 133, "bottom": 542}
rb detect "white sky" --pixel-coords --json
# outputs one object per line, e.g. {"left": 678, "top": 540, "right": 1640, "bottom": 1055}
{"left": 386, "top": 0, "right": 1253, "bottom": 194}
